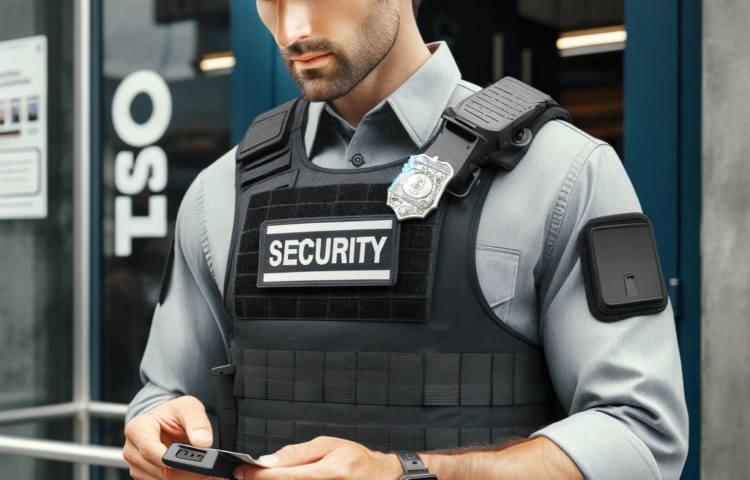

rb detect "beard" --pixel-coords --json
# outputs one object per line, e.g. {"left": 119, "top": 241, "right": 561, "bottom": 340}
{"left": 279, "top": 0, "right": 400, "bottom": 102}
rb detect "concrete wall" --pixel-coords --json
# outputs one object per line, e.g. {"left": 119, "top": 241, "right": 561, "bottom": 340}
{"left": 702, "top": 1, "right": 750, "bottom": 478}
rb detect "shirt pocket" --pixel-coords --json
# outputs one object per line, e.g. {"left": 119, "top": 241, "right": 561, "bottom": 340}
{"left": 475, "top": 246, "right": 521, "bottom": 321}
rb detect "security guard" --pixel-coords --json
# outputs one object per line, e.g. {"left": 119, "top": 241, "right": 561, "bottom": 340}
{"left": 123, "top": 0, "right": 688, "bottom": 479}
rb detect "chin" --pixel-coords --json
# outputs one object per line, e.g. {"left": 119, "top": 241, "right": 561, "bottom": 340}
{"left": 299, "top": 81, "right": 347, "bottom": 103}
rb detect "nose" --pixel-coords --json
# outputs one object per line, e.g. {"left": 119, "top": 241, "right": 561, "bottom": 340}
{"left": 275, "top": 0, "right": 312, "bottom": 47}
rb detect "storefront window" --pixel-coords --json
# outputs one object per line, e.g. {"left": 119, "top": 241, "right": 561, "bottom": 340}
{"left": 0, "top": 0, "right": 75, "bottom": 478}
{"left": 96, "top": 0, "right": 232, "bottom": 460}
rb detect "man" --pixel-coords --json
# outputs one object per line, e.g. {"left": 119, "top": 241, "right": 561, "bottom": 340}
{"left": 123, "top": 0, "right": 689, "bottom": 479}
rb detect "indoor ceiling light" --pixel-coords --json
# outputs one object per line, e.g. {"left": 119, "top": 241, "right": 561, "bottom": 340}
{"left": 199, "top": 52, "right": 236, "bottom": 72}
{"left": 557, "top": 26, "right": 627, "bottom": 57}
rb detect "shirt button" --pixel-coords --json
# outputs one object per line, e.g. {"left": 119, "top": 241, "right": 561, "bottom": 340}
{"left": 351, "top": 154, "right": 366, "bottom": 168}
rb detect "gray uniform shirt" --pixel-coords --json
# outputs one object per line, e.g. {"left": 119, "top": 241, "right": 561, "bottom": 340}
{"left": 128, "top": 43, "right": 688, "bottom": 480}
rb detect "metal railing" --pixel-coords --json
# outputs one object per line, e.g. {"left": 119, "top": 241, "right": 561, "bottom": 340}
{"left": 0, "top": 402, "right": 129, "bottom": 469}
{"left": 73, "top": 0, "right": 93, "bottom": 474}
{"left": 0, "top": 435, "right": 128, "bottom": 469}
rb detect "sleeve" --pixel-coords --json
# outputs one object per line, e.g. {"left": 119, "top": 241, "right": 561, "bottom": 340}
{"left": 125, "top": 172, "right": 233, "bottom": 425}
{"left": 530, "top": 145, "right": 689, "bottom": 480}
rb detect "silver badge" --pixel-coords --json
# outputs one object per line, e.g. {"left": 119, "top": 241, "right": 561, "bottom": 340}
{"left": 387, "top": 154, "right": 454, "bottom": 221}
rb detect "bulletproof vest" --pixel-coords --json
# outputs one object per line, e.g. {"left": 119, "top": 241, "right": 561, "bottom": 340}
{"left": 221, "top": 84, "right": 567, "bottom": 456}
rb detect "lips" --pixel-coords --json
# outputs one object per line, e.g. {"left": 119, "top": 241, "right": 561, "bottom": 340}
{"left": 291, "top": 53, "right": 333, "bottom": 69}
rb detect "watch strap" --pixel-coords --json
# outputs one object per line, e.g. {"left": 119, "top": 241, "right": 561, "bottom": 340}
{"left": 395, "top": 451, "right": 429, "bottom": 475}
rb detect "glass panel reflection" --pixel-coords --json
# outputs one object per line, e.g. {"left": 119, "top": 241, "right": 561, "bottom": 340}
{"left": 0, "top": 0, "right": 74, "bottom": 478}
{"left": 97, "top": 2, "right": 232, "bottom": 473}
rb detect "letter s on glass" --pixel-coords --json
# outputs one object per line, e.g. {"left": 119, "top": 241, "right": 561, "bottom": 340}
{"left": 114, "top": 146, "right": 168, "bottom": 195}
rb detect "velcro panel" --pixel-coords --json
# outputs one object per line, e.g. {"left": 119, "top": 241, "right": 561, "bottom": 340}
{"left": 234, "top": 184, "right": 439, "bottom": 322}
{"left": 232, "top": 349, "right": 552, "bottom": 407}
{"left": 238, "top": 417, "right": 547, "bottom": 456}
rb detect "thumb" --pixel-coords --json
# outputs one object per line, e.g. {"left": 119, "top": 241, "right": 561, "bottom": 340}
{"left": 167, "top": 396, "right": 214, "bottom": 448}
{"left": 266, "top": 437, "right": 341, "bottom": 468}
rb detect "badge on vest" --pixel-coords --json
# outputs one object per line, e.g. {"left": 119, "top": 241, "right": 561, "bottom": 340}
{"left": 387, "top": 154, "right": 454, "bottom": 221}
{"left": 257, "top": 216, "right": 400, "bottom": 288}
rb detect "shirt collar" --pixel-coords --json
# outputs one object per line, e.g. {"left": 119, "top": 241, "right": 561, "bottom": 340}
{"left": 305, "top": 42, "right": 462, "bottom": 157}
{"left": 384, "top": 41, "right": 461, "bottom": 146}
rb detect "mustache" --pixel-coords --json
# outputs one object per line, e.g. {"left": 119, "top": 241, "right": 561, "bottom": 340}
{"left": 281, "top": 38, "right": 337, "bottom": 59}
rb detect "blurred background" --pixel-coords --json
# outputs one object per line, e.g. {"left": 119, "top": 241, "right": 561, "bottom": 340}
{"left": 2, "top": 0, "right": 745, "bottom": 478}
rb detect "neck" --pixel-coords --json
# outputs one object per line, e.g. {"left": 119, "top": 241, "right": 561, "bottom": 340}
{"left": 329, "top": 9, "right": 431, "bottom": 128}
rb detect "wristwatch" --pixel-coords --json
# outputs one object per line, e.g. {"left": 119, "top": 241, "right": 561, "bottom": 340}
{"left": 394, "top": 451, "right": 438, "bottom": 480}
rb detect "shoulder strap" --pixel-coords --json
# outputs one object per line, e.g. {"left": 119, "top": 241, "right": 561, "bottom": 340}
{"left": 235, "top": 97, "right": 301, "bottom": 165}
{"left": 485, "top": 97, "right": 572, "bottom": 171}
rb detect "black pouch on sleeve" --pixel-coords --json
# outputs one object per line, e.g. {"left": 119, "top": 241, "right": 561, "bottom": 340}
{"left": 579, "top": 213, "right": 669, "bottom": 322}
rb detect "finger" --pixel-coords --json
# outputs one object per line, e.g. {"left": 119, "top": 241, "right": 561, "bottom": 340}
{"left": 169, "top": 469, "right": 217, "bottom": 480}
{"left": 130, "top": 463, "right": 217, "bottom": 480}
{"left": 125, "top": 416, "right": 169, "bottom": 468}
{"left": 235, "top": 461, "right": 336, "bottom": 480}
{"left": 268, "top": 436, "right": 343, "bottom": 467}
{"left": 124, "top": 441, "right": 159, "bottom": 479}
{"left": 128, "top": 464, "right": 163, "bottom": 480}
{"left": 166, "top": 396, "right": 214, "bottom": 447}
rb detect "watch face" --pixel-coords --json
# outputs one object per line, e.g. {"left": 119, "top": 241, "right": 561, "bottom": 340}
{"left": 401, "top": 475, "right": 438, "bottom": 480}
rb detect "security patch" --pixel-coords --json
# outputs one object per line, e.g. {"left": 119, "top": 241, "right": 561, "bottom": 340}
{"left": 257, "top": 215, "right": 400, "bottom": 288}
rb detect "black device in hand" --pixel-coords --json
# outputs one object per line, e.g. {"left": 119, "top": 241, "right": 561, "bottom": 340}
{"left": 162, "top": 443, "right": 269, "bottom": 479}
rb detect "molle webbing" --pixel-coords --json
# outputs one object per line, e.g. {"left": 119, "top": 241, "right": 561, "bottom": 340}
{"left": 230, "top": 348, "right": 554, "bottom": 407}
{"left": 237, "top": 416, "right": 545, "bottom": 456}
{"left": 234, "top": 183, "right": 440, "bottom": 322}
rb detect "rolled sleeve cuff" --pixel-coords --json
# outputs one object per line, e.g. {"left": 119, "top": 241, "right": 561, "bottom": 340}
{"left": 531, "top": 410, "right": 660, "bottom": 480}
{"left": 125, "top": 382, "right": 178, "bottom": 424}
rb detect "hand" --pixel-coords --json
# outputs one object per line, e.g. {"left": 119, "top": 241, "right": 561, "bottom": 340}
{"left": 233, "top": 436, "right": 403, "bottom": 480}
{"left": 123, "top": 395, "right": 216, "bottom": 480}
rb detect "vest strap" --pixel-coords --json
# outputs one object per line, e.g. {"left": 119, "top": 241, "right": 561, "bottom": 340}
{"left": 230, "top": 348, "right": 553, "bottom": 407}
{"left": 236, "top": 97, "right": 300, "bottom": 165}
{"left": 237, "top": 416, "right": 545, "bottom": 456}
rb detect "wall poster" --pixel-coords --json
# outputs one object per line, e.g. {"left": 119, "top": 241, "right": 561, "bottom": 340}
{"left": 0, "top": 35, "right": 47, "bottom": 219}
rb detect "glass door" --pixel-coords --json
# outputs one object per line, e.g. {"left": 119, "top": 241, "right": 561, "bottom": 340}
{"left": 93, "top": 4, "right": 233, "bottom": 478}
{"left": 0, "top": 0, "right": 75, "bottom": 478}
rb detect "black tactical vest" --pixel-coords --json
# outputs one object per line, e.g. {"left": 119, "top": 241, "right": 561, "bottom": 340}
{"left": 222, "top": 95, "right": 558, "bottom": 457}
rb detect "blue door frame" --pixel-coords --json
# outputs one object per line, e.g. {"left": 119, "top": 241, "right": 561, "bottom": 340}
{"left": 624, "top": 0, "right": 701, "bottom": 478}
{"left": 231, "top": 5, "right": 299, "bottom": 144}
{"left": 232, "top": 1, "right": 703, "bottom": 477}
